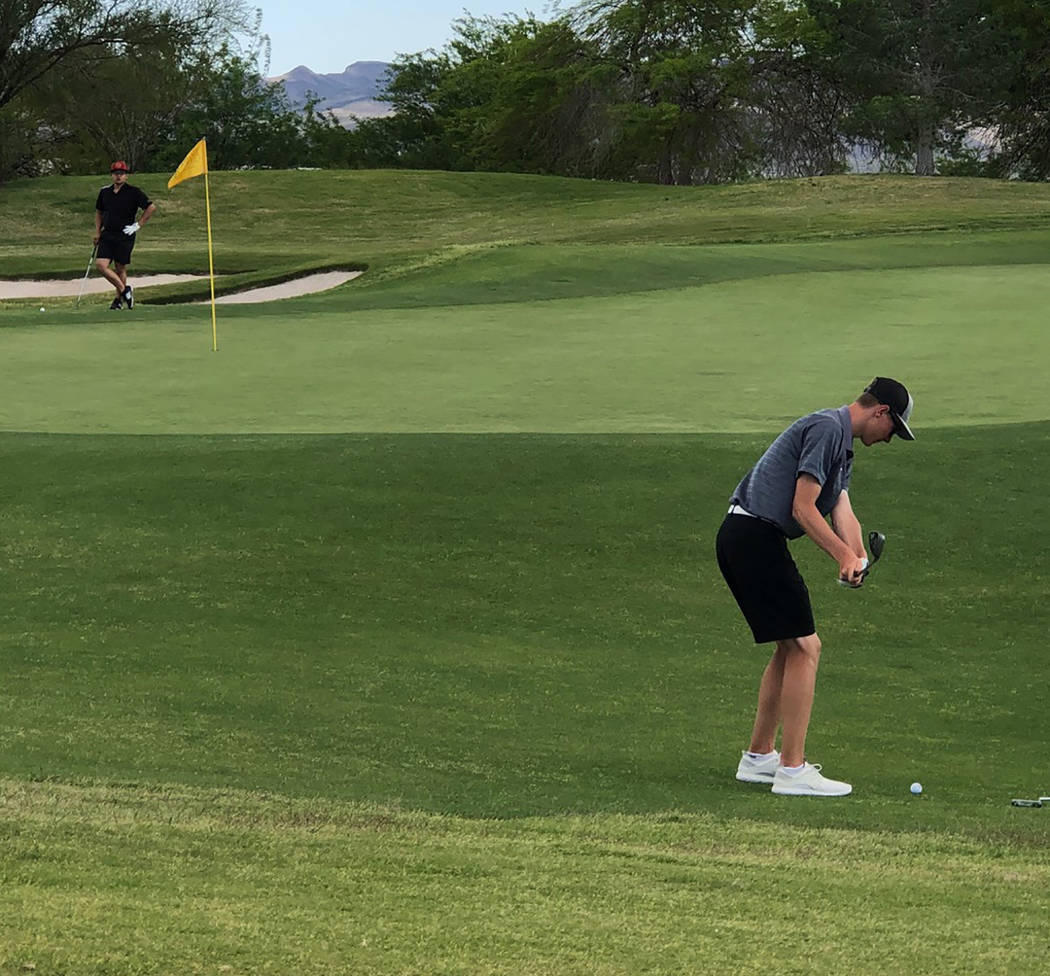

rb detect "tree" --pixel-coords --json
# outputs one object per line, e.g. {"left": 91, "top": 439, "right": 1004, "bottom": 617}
{"left": 143, "top": 47, "right": 352, "bottom": 171}
{"left": 805, "top": 0, "right": 1004, "bottom": 174}
{"left": 0, "top": 97, "right": 48, "bottom": 179}
{"left": 969, "top": 1, "right": 1050, "bottom": 179}
{"left": 349, "top": 3, "right": 849, "bottom": 183}
{"left": 29, "top": 34, "right": 200, "bottom": 172}
{"left": 568, "top": 0, "right": 845, "bottom": 183}
{"left": 568, "top": 0, "right": 747, "bottom": 183}
{"left": 0, "top": 0, "right": 259, "bottom": 181}
{"left": 440, "top": 16, "right": 615, "bottom": 176}
{"left": 0, "top": 3, "right": 356, "bottom": 179}
{"left": 371, "top": 47, "right": 474, "bottom": 170}
{"left": 0, "top": 0, "right": 246, "bottom": 111}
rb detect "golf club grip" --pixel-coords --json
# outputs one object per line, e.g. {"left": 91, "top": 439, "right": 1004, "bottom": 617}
{"left": 837, "top": 569, "right": 869, "bottom": 587}
{"left": 837, "top": 532, "right": 884, "bottom": 587}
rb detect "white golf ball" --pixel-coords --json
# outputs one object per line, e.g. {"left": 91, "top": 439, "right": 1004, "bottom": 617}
{"left": 39, "top": 307, "right": 45, "bottom": 313}
{"left": 910, "top": 782, "right": 923, "bottom": 795}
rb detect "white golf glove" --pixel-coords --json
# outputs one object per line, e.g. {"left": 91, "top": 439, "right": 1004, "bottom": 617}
{"left": 837, "top": 557, "right": 869, "bottom": 587}
{"left": 123, "top": 222, "right": 140, "bottom": 236}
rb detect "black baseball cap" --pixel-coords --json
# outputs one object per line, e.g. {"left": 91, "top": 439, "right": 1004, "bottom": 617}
{"left": 864, "top": 377, "right": 915, "bottom": 441}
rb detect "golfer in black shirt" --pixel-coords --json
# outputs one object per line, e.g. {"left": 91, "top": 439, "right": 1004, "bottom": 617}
{"left": 93, "top": 160, "right": 156, "bottom": 310}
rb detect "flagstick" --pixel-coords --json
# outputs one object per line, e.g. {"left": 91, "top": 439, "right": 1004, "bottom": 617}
{"left": 204, "top": 169, "right": 218, "bottom": 352}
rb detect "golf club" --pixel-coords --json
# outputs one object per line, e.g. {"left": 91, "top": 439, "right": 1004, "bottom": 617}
{"left": 75, "top": 243, "right": 97, "bottom": 306}
{"left": 839, "top": 530, "right": 886, "bottom": 586}
{"left": 863, "top": 530, "right": 885, "bottom": 580}
{"left": 1011, "top": 798, "right": 1044, "bottom": 807}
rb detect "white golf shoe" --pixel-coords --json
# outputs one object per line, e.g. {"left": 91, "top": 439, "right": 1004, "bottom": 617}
{"left": 735, "top": 750, "right": 781, "bottom": 784}
{"left": 771, "top": 762, "right": 852, "bottom": 796}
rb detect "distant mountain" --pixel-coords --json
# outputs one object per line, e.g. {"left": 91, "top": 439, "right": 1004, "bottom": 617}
{"left": 269, "top": 61, "right": 393, "bottom": 126}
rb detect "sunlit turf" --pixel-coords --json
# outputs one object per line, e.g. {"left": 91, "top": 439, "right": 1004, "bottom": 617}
{"left": 2, "top": 259, "right": 1050, "bottom": 434}
{"left": 2, "top": 426, "right": 1050, "bottom": 974}
{"left": 3, "top": 427, "right": 1048, "bottom": 824}
{"left": 3, "top": 779, "right": 1048, "bottom": 976}
{"left": 3, "top": 170, "right": 1050, "bottom": 974}
{"left": 5, "top": 169, "right": 1050, "bottom": 290}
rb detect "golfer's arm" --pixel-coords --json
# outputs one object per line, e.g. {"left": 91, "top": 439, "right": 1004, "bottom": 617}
{"left": 792, "top": 475, "right": 853, "bottom": 564}
{"left": 94, "top": 210, "right": 102, "bottom": 235}
{"left": 830, "top": 490, "right": 865, "bottom": 558}
{"left": 140, "top": 202, "right": 156, "bottom": 226}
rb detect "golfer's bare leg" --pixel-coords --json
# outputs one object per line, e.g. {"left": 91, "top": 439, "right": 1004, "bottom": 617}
{"left": 95, "top": 257, "right": 124, "bottom": 295}
{"left": 114, "top": 262, "right": 127, "bottom": 289}
{"left": 748, "top": 645, "right": 787, "bottom": 754}
{"left": 777, "top": 634, "right": 821, "bottom": 767}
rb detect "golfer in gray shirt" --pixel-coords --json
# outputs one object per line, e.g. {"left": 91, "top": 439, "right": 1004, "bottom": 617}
{"left": 716, "top": 377, "right": 914, "bottom": 797}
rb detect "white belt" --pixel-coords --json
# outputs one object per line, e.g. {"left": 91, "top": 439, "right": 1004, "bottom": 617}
{"left": 728, "top": 504, "right": 757, "bottom": 518}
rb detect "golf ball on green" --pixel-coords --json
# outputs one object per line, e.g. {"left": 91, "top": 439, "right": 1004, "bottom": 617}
{"left": 910, "top": 782, "right": 922, "bottom": 795}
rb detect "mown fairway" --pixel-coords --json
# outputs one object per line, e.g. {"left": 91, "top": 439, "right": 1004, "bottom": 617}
{"left": 1, "top": 173, "right": 1049, "bottom": 975}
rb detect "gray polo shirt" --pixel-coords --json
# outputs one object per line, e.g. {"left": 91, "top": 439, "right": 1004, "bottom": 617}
{"left": 729, "top": 406, "right": 853, "bottom": 539}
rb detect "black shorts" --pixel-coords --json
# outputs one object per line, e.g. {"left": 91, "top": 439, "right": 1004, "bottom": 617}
{"left": 715, "top": 514, "right": 815, "bottom": 644}
{"left": 97, "top": 231, "right": 134, "bottom": 266}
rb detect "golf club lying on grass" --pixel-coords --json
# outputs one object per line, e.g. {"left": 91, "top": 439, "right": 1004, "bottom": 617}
{"left": 839, "top": 530, "right": 886, "bottom": 587}
{"left": 1011, "top": 796, "right": 1050, "bottom": 807}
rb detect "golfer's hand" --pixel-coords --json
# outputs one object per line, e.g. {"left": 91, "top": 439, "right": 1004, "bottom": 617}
{"left": 838, "top": 554, "right": 868, "bottom": 588}
{"left": 123, "top": 222, "right": 140, "bottom": 236}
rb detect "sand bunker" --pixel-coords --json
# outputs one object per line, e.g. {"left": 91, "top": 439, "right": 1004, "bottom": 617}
{"left": 0, "top": 274, "right": 205, "bottom": 299}
{"left": 209, "top": 271, "right": 362, "bottom": 304}
{"left": 0, "top": 270, "right": 362, "bottom": 303}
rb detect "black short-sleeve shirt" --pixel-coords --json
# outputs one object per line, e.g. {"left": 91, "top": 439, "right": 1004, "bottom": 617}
{"left": 95, "top": 184, "right": 152, "bottom": 232}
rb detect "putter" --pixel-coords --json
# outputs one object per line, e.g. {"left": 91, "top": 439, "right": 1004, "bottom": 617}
{"left": 76, "top": 244, "right": 97, "bottom": 306}
{"left": 839, "top": 530, "right": 885, "bottom": 586}
{"left": 1011, "top": 798, "right": 1044, "bottom": 807}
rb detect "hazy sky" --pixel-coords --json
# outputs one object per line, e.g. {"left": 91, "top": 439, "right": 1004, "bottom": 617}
{"left": 259, "top": 2, "right": 557, "bottom": 75}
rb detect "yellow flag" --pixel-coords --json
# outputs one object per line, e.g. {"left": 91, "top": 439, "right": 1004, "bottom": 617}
{"left": 167, "top": 136, "right": 219, "bottom": 351}
{"left": 167, "top": 138, "right": 208, "bottom": 189}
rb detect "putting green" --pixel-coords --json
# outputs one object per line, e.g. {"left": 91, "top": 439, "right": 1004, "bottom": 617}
{"left": 2, "top": 262, "right": 1047, "bottom": 434}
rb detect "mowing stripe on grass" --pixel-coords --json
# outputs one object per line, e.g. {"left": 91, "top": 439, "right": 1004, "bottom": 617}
{"left": 3, "top": 263, "right": 1050, "bottom": 433}
{"left": 2, "top": 778, "right": 1049, "bottom": 976}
